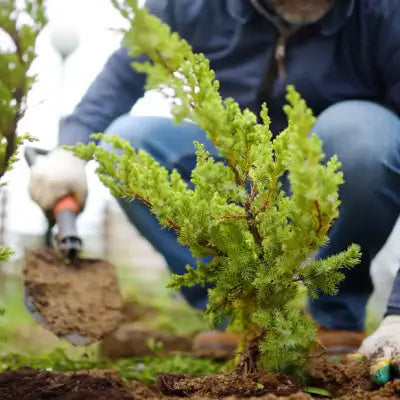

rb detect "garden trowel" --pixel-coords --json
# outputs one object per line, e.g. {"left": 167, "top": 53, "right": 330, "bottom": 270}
{"left": 23, "top": 146, "right": 124, "bottom": 346}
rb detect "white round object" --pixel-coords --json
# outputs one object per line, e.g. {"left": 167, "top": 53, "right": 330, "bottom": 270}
{"left": 50, "top": 23, "right": 80, "bottom": 59}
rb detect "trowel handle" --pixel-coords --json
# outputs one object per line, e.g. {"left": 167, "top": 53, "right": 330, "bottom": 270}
{"left": 54, "top": 195, "right": 82, "bottom": 262}
{"left": 54, "top": 195, "right": 80, "bottom": 217}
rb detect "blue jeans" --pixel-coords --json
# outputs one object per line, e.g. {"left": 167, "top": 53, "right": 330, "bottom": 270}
{"left": 102, "top": 101, "right": 400, "bottom": 331}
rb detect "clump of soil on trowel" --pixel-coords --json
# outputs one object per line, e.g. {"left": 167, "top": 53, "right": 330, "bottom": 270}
{"left": 0, "top": 369, "right": 133, "bottom": 400}
{"left": 23, "top": 248, "right": 124, "bottom": 344}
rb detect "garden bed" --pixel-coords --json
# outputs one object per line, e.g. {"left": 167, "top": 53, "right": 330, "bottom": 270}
{"left": 1, "top": 355, "right": 400, "bottom": 399}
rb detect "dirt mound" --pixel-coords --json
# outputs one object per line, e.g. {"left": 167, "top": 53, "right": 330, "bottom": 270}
{"left": 2, "top": 356, "right": 400, "bottom": 399}
{"left": 307, "top": 355, "right": 400, "bottom": 399}
{"left": 155, "top": 355, "right": 400, "bottom": 399}
{"left": 129, "top": 380, "right": 161, "bottom": 400}
{"left": 23, "top": 248, "right": 124, "bottom": 344}
{"left": 157, "top": 372, "right": 302, "bottom": 398}
{"left": 0, "top": 368, "right": 133, "bottom": 400}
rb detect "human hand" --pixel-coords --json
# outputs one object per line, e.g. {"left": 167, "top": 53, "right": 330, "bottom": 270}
{"left": 28, "top": 148, "right": 87, "bottom": 212}
{"left": 349, "top": 316, "right": 400, "bottom": 386}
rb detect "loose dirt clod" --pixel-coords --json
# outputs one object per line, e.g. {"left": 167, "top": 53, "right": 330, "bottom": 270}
{"left": 129, "top": 380, "right": 161, "bottom": 400}
{"left": 307, "top": 355, "right": 400, "bottom": 399}
{"left": 0, "top": 369, "right": 133, "bottom": 400}
{"left": 157, "top": 372, "right": 302, "bottom": 398}
{"left": 23, "top": 248, "right": 124, "bottom": 344}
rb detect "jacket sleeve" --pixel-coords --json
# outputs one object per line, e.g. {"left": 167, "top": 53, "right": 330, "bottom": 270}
{"left": 376, "top": 2, "right": 400, "bottom": 116}
{"left": 375, "top": 2, "right": 400, "bottom": 314}
{"left": 385, "top": 265, "right": 400, "bottom": 316}
{"left": 59, "top": 0, "right": 173, "bottom": 145}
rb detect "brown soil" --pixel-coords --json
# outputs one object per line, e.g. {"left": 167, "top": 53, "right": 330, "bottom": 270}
{"left": 0, "top": 368, "right": 133, "bottom": 400}
{"left": 23, "top": 248, "right": 124, "bottom": 345}
{"left": 2, "top": 356, "right": 400, "bottom": 399}
{"left": 157, "top": 372, "right": 302, "bottom": 397}
{"left": 128, "top": 380, "right": 160, "bottom": 400}
{"left": 306, "top": 355, "right": 400, "bottom": 399}
{"left": 152, "top": 355, "right": 400, "bottom": 399}
{"left": 100, "top": 324, "right": 193, "bottom": 359}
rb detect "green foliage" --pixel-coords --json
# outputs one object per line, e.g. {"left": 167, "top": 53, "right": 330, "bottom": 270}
{"left": 0, "top": 349, "right": 226, "bottom": 384}
{"left": 116, "top": 354, "right": 226, "bottom": 384}
{"left": 0, "top": 246, "right": 14, "bottom": 261}
{"left": 146, "top": 337, "right": 164, "bottom": 354}
{"left": 71, "top": 0, "right": 361, "bottom": 373}
{"left": 303, "top": 387, "right": 332, "bottom": 397}
{"left": 0, "top": 0, "right": 45, "bottom": 261}
{"left": 0, "top": 0, "right": 45, "bottom": 179}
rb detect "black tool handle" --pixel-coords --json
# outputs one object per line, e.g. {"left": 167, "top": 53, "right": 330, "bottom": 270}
{"left": 56, "top": 209, "right": 82, "bottom": 262}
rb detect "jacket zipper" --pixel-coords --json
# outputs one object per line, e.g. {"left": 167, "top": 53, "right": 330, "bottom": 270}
{"left": 251, "top": 0, "right": 295, "bottom": 107}
{"left": 256, "top": 33, "right": 290, "bottom": 110}
{"left": 275, "top": 35, "right": 288, "bottom": 82}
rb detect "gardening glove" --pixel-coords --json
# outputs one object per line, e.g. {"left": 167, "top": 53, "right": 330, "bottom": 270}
{"left": 28, "top": 148, "right": 87, "bottom": 213}
{"left": 349, "top": 315, "right": 400, "bottom": 386}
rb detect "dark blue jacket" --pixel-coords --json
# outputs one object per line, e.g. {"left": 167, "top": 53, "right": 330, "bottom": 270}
{"left": 59, "top": 0, "right": 400, "bottom": 145}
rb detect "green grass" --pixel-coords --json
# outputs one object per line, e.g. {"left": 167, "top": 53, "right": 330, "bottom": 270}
{"left": 0, "top": 349, "right": 227, "bottom": 384}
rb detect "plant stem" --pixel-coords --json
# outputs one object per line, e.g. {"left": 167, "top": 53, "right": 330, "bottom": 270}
{"left": 236, "top": 331, "right": 264, "bottom": 375}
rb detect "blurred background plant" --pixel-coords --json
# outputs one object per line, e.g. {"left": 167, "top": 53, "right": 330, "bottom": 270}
{"left": 0, "top": 0, "right": 46, "bottom": 266}
{"left": 0, "top": 0, "right": 46, "bottom": 182}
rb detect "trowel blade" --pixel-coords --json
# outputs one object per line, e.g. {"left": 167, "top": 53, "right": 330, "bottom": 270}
{"left": 23, "top": 248, "right": 124, "bottom": 346}
{"left": 23, "top": 292, "right": 93, "bottom": 346}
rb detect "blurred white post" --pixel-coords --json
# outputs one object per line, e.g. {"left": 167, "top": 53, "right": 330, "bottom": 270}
{"left": 49, "top": 23, "right": 80, "bottom": 123}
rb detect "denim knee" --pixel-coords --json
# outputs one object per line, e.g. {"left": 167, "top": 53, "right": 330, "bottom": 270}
{"left": 314, "top": 101, "right": 400, "bottom": 196}
{"left": 103, "top": 115, "right": 172, "bottom": 159}
{"left": 102, "top": 115, "right": 216, "bottom": 181}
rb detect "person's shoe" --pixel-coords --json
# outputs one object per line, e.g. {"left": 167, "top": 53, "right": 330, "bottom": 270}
{"left": 192, "top": 331, "right": 240, "bottom": 360}
{"left": 316, "top": 326, "right": 366, "bottom": 354}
